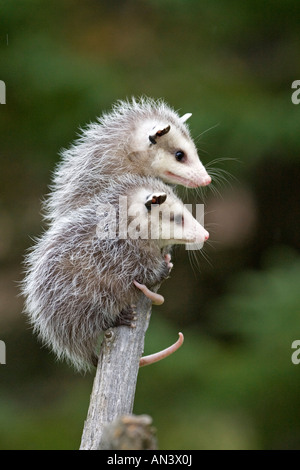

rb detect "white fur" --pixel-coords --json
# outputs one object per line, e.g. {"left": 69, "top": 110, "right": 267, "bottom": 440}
{"left": 44, "top": 97, "right": 210, "bottom": 222}
{"left": 22, "top": 175, "right": 208, "bottom": 372}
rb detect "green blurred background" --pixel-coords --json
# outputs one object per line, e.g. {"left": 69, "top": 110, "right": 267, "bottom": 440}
{"left": 1, "top": 0, "right": 300, "bottom": 450}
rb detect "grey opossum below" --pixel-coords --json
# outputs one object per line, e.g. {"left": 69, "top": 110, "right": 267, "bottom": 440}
{"left": 45, "top": 97, "right": 211, "bottom": 222}
{"left": 22, "top": 175, "right": 209, "bottom": 372}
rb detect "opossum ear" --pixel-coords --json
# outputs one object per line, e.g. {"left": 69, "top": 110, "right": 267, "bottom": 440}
{"left": 149, "top": 125, "right": 171, "bottom": 145}
{"left": 145, "top": 192, "right": 167, "bottom": 211}
{"left": 180, "top": 113, "right": 192, "bottom": 123}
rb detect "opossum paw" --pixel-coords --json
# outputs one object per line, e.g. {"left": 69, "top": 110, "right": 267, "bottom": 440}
{"left": 115, "top": 305, "right": 137, "bottom": 328}
{"left": 164, "top": 253, "right": 173, "bottom": 271}
{"left": 133, "top": 280, "right": 165, "bottom": 306}
{"left": 156, "top": 255, "right": 173, "bottom": 283}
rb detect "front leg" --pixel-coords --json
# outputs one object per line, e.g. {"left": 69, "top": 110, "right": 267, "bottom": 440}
{"left": 133, "top": 254, "right": 173, "bottom": 305}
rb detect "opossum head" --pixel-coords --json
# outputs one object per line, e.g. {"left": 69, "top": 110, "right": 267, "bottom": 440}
{"left": 131, "top": 113, "right": 211, "bottom": 188}
{"left": 127, "top": 187, "right": 209, "bottom": 248}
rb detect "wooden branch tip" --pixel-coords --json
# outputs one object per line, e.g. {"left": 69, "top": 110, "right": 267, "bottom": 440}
{"left": 79, "top": 285, "right": 178, "bottom": 449}
{"left": 139, "top": 332, "right": 184, "bottom": 367}
{"left": 80, "top": 289, "right": 154, "bottom": 450}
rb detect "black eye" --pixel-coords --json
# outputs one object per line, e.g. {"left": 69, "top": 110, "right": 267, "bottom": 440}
{"left": 175, "top": 150, "right": 186, "bottom": 162}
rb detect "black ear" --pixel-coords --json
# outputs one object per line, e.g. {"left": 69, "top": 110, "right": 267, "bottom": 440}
{"left": 149, "top": 125, "right": 171, "bottom": 145}
{"left": 145, "top": 192, "right": 167, "bottom": 211}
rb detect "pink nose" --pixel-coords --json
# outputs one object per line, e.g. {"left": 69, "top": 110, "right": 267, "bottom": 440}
{"left": 204, "top": 231, "right": 209, "bottom": 241}
{"left": 201, "top": 175, "right": 211, "bottom": 186}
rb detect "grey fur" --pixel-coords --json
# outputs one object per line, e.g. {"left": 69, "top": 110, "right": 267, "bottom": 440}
{"left": 44, "top": 97, "right": 196, "bottom": 222}
{"left": 22, "top": 175, "right": 188, "bottom": 372}
{"left": 23, "top": 97, "right": 210, "bottom": 372}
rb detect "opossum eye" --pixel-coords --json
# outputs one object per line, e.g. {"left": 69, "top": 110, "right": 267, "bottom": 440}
{"left": 145, "top": 192, "right": 167, "bottom": 211}
{"left": 175, "top": 150, "right": 186, "bottom": 162}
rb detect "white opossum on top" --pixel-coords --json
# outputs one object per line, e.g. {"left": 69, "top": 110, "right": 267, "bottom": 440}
{"left": 23, "top": 174, "right": 209, "bottom": 372}
{"left": 44, "top": 97, "right": 211, "bottom": 222}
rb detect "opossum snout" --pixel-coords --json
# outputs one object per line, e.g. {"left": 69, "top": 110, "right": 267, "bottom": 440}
{"left": 199, "top": 228, "right": 209, "bottom": 243}
{"left": 164, "top": 170, "right": 211, "bottom": 188}
{"left": 193, "top": 170, "right": 212, "bottom": 188}
{"left": 185, "top": 225, "right": 209, "bottom": 245}
{"left": 200, "top": 175, "right": 212, "bottom": 187}
{"left": 183, "top": 160, "right": 212, "bottom": 188}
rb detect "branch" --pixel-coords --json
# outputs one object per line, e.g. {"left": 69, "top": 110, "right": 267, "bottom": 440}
{"left": 80, "top": 289, "right": 153, "bottom": 450}
{"left": 79, "top": 287, "right": 184, "bottom": 450}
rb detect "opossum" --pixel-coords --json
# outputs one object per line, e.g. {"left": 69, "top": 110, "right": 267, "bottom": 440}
{"left": 45, "top": 97, "right": 211, "bottom": 222}
{"left": 23, "top": 175, "right": 209, "bottom": 372}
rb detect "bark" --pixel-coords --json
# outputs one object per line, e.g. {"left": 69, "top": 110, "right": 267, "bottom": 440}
{"left": 79, "top": 290, "right": 152, "bottom": 450}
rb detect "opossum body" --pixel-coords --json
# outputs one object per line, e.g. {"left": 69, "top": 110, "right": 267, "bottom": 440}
{"left": 23, "top": 175, "right": 208, "bottom": 372}
{"left": 45, "top": 97, "right": 211, "bottom": 222}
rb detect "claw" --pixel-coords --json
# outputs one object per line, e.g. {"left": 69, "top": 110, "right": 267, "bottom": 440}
{"left": 115, "top": 305, "right": 136, "bottom": 327}
{"left": 164, "top": 253, "right": 173, "bottom": 272}
{"left": 164, "top": 253, "right": 171, "bottom": 263}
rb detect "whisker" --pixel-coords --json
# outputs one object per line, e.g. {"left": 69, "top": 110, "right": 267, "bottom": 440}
{"left": 186, "top": 241, "right": 214, "bottom": 273}
{"left": 210, "top": 174, "right": 229, "bottom": 189}
{"left": 207, "top": 239, "right": 222, "bottom": 246}
{"left": 192, "top": 185, "right": 208, "bottom": 202}
{"left": 205, "top": 157, "right": 241, "bottom": 168}
{"left": 187, "top": 250, "right": 199, "bottom": 275}
{"left": 203, "top": 224, "right": 221, "bottom": 235}
{"left": 194, "top": 123, "right": 220, "bottom": 144}
{"left": 198, "top": 248, "right": 214, "bottom": 269}
{"left": 203, "top": 210, "right": 218, "bottom": 219}
{"left": 196, "top": 145, "right": 210, "bottom": 155}
{"left": 203, "top": 160, "right": 241, "bottom": 198}
{"left": 206, "top": 183, "right": 223, "bottom": 200}
{"left": 208, "top": 167, "right": 239, "bottom": 184}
